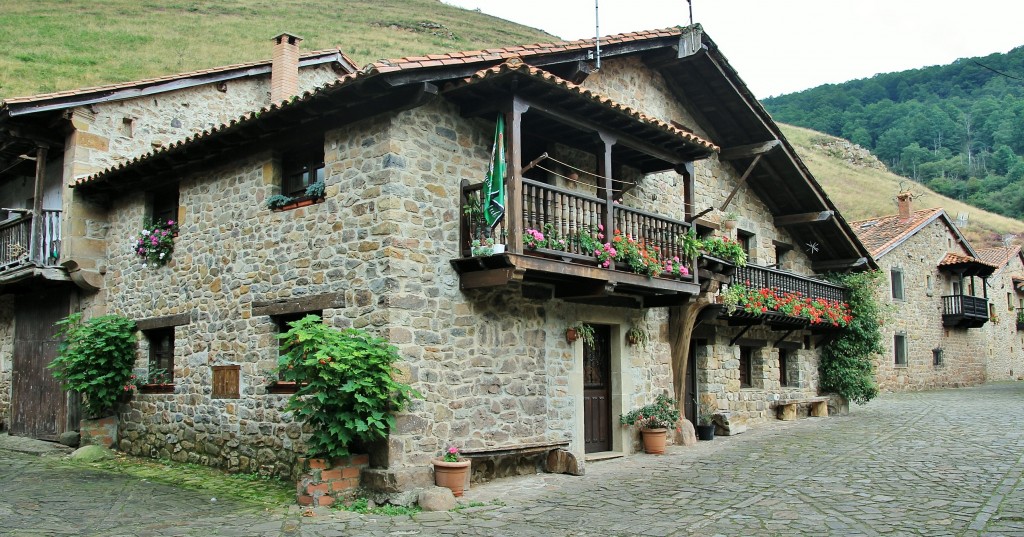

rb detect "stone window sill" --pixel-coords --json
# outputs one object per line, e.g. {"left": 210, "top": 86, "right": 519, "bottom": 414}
{"left": 137, "top": 383, "right": 175, "bottom": 394}
{"left": 267, "top": 381, "right": 308, "bottom": 394}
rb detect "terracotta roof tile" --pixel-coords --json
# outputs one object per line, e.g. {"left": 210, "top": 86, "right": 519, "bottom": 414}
{"left": 939, "top": 252, "right": 979, "bottom": 267}
{"left": 976, "top": 245, "right": 1021, "bottom": 268}
{"left": 850, "top": 208, "right": 944, "bottom": 258}
{"left": 2, "top": 49, "right": 346, "bottom": 107}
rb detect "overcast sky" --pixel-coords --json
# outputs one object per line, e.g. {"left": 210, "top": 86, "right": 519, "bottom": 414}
{"left": 442, "top": 0, "right": 1024, "bottom": 98}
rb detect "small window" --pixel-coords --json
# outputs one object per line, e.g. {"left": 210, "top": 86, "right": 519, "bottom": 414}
{"left": 1009, "top": 292, "right": 1014, "bottom": 311}
{"left": 270, "top": 310, "right": 322, "bottom": 390}
{"left": 894, "top": 334, "right": 908, "bottom": 366}
{"left": 739, "top": 347, "right": 753, "bottom": 388}
{"left": 281, "top": 143, "right": 325, "bottom": 198}
{"left": 932, "top": 348, "right": 944, "bottom": 367}
{"left": 145, "top": 327, "right": 174, "bottom": 383}
{"left": 890, "top": 268, "right": 905, "bottom": 300}
{"left": 952, "top": 280, "right": 961, "bottom": 295}
{"left": 737, "top": 230, "right": 754, "bottom": 261}
{"left": 778, "top": 348, "right": 789, "bottom": 387}
{"left": 150, "top": 184, "right": 179, "bottom": 225}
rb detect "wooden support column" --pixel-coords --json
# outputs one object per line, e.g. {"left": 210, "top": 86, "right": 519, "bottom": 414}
{"left": 599, "top": 131, "right": 616, "bottom": 239}
{"left": 30, "top": 145, "right": 48, "bottom": 264}
{"left": 676, "top": 162, "right": 695, "bottom": 221}
{"left": 505, "top": 98, "right": 528, "bottom": 254}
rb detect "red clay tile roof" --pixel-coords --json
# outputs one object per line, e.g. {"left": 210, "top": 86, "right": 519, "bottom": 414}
{"left": 1, "top": 49, "right": 350, "bottom": 108}
{"left": 938, "top": 252, "right": 987, "bottom": 267}
{"left": 361, "top": 27, "right": 683, "bottom": 75}
{"left": 456, "top": 59, "right": 718, "bottom": 153}
{"left": 975, "top": 245, "right": 1021, "bottom": 269}
{"left": 849, "top": 208, "right": 945, "bottom": 258}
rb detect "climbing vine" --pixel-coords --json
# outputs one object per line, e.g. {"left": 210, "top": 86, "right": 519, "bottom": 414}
{"left": 820, "top": 271, "right": 886, "bottom": 404}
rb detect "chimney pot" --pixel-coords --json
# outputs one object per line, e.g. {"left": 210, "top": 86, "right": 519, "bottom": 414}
{"left": 271, "top": 32, "right": 303, "bottom": 103}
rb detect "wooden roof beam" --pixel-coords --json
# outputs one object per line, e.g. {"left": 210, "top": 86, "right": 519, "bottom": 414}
{"left": 719, "top": 140, "right": 779, "bottom": 161}
{"left": 774, "top": 210, "right": 835, "bottom": 227}
{"left": 811, "top": 257, "right": 869, "bottom": 272}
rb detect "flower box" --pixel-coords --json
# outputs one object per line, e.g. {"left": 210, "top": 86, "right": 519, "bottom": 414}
{"left": 272, "top": 196, "right": 323, "bottom": 212}
{"left": 267, "top": 381, "right": 307, "bottom": 394}
{"left": 137, "top": 383, "right": 175, "bottom": 394}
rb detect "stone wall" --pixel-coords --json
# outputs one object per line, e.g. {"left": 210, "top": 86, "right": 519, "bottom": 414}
{"left": 0, "top": 296, "right": 12, "bottom": 429}
{"left": 983, "top": 258, "right": 1024, "bottom": 381}
{"left": 873, "top": 218, "right": 989, "bottom": 391}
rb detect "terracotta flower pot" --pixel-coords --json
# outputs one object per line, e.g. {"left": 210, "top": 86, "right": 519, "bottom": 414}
{"left": 640, "top": 427, "right": 668, "bottom": 454}
{"left": 432, "top": 459, "right": 471, "bottom": 496}
{"left": 565, "top": 328, "right": 578, "bottom": 343}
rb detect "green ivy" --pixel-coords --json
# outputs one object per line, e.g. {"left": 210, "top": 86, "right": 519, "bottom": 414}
{"left": 820, "top": 271, "right": 885, "bottom": 404}
{"left": 48, "top": 313, "right": 138, "bottom": 418}
{"left": 277, "top": 315, "right": 421, "bottom": 459}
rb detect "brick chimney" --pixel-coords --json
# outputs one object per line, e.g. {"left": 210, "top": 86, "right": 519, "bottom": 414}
{"left": 270, "top": 32, "right": 302, "bottom": 103}
{"left": 896, "top": 191, "right": 913, "bottom": 220}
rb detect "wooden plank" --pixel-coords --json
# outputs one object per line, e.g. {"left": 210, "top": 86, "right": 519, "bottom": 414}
{"left": 774, "top": 211, "right": 834, "bottom": 227}
{"left": 459, "top": 268, "right": 516, "bottom": 290}
{"left": 30, "top": 146, "right": 46, "bottom": 265}
{"left": 252, "top": 292, "right": 345, "bottom": 317}
{"left": 212, "top": 365, "right": 240, "bottom": 399}
{"left": 135, "top": 313, "right": 191, "bottom": 331}
{"left": 506, "top": 98, "right": 527, "bottom": 254}
{"left": 554, "top": 281, "right": 615, "bottom": 299}
{"left": 719, "top": 140, "right": 780, "bottom": 161}
{"left": 811, "top": 257, "right": 868, "bottom": 272}
{"left": 719, "top": 154, "right": 761, "bottom": 211}
{"left": 11, "top": 288, "right": 69, "bottom": 440}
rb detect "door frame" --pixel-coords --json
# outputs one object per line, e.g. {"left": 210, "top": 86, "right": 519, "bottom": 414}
{"left": 569, "top": 317, "right": 631, "bottom": 457}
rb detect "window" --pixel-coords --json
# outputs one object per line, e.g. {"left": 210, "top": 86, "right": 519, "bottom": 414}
{"left": 281, "top": 143, "right": 325, "bottom": 198}
{"left": 894, "top": 334, "right": 908, "bottom": 366}
{"left": 737, "top": 230, "right": 754, "bottom": 261}
{"left": 145, "top": 327, "right": 174, "bottom": 382}
{"left": 890, "top": 268, "right": 905, "bottom": 300}
{"left": 739, "top": 347, "right": 753, "bottom": 388}
{"left": 778, "top": 348, "right": 789, "bottom": 387}
{"left": 150, "top": 184, "right": 179, "bottom": 225}
{"left": 270, "top": 310, "right": 322, "bottom": 389}
{"left": 1009, "top": 292, "right": 1014, "bottom": 311}
{"left": 932, "top": 348, "right": 944, "bottom": 367}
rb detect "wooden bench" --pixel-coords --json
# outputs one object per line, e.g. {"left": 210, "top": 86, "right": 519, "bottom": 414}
{"left": 773, "top": 396, "right": 830, "bottom": 420}
{"left": 460, "top": 440, "right": 570, "bottom": 459}
{"left": 460, "top": 441, "right": 579, "bottom": 481}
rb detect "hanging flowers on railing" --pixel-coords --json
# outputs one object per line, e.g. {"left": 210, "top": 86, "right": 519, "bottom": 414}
{"left": 133, "top": 219, "right": 179, "bottom": 268}
{"left": 722, "top": 283, "right": 853, "bottom": 327}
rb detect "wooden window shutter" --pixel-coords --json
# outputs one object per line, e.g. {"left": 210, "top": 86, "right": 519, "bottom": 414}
{"left": 212, "top": 365, "right": 240, "bottom": 399}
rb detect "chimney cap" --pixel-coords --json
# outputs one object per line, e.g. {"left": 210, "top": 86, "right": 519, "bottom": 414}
{"left": 272, "top": 32, "right": 304, "bottom": 44}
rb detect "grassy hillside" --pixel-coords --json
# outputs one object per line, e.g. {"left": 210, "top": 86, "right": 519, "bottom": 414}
{"left": 781, "top": 124, "right": 1024, "bottom": 248}
{"left": 0, "top": 0, "right": 554, "bottom": 99}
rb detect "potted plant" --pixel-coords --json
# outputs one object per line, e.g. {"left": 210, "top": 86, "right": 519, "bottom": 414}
{"left": 128, "top": 367, "right": 174, "bottom": 394}
{"left": 432, "top": 444, "right": 471, "bottom": 497}
{"left": 619, "top": 394, "right": 680, "bottom": 454}
{"left": 133, "top": 219, "right": 180, "bottom": 268}
{"left": 701, "top": 236, "right": 747, "bottom": 268}
{"left": 471, "top": 237, "right": 495, "bottom": 257}
{"left": 625, "top": 325, "right": 649, "bottom": 347}
{"left": 304, "top": 179, "right": 326, "bottom": 200}
{"left": 721, "top": 210, "right": 740, "bottom": 230}
{"left": 565, "top": 322, "right": 596, "bottom": 346}
{"left": 696, "top": 401, "right": 717, "bottom": 441}
{"left": 266, "top": 194, "right": 293, "bottom": 211}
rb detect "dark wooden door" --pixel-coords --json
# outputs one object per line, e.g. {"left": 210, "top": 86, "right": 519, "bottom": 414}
{"left": 685, "top": 339, "right": 704, "bottom": 425}
{"left": 11, "top": 289, "right": 71, "bottom": 440}
{"left": 583, "top": 324, "right": 611, "bottom": 453}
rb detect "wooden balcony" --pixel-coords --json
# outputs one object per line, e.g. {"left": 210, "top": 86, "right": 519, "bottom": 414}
{"left": 0, "top": 210, "right": 62, "bottom": 272}
{"left": 452, "top": 180, "right": 700, "bottom": 308}
{"left": 720, "top": 264, "right": 849, "bottom": 333}
{"left": 942, "top": 294, "right": 989, "bottom": 328}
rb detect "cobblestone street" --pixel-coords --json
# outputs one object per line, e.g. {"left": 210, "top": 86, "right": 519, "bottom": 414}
{"left": 2, "top": 383, "right": 1023, "bottom": 536}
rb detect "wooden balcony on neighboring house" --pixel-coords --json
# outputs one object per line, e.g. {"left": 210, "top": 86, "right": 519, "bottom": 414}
{"left": 942, "top": 294, "right": 990, "bottom": 328}
{"left": 937, "top": 252, "right": 995, "bottom": 329}
{"left": 0, "top": 209, "right": 63, "bottom": 283}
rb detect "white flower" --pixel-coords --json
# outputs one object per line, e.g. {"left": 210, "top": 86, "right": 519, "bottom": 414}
{"left": 141, "top": 229, "right": 150, "bottom": 236}
{"left": 159, "top": 252, "right": 165, "bottom": 259}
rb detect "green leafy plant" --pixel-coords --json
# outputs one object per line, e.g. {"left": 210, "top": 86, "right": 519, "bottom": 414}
{"left": 819, "top": 271, "right": 885, "bottom": 405}
{"left": 625, "top": 325, "right": 649, "bottom": 348}
{"left": 277, "top": 315, "right": 421, "bottom": 458}
{"left": 133, "top": 219, "right": 179, "bottom": 267}
{"left": 619, "top": 394, "right": 681, "bottom": 430}
{"left": 442, "top": 444, "right": 461, "bottom": 462}
{"left": 471, "top": 237, "right": 495, "bottom": 256}
{"left": 566, "top": 322, "right": 596, "bottom": 347}
{"left": 697, "top": 401, "right": 718, "bottom": 426}
{"left": 48, "top": 313, "right": 138, "bottom": 418}
{"left": 720, "top": 283, "right": 853, "bottom": 327}
{"left": 677, "top": 229, "right": 702, "bottom": 261}
{"left": 304, "top": 179, "right": 326, "bottom": 199}
{"left": 266, "top": 194, "right": 293, "bottom": 210}
{"left": 701, "top": 236, "right": 747, "bottom": 267}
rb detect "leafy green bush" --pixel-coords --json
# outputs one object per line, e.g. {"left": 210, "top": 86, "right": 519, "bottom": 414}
{"left": 701, "top": 236, "right": 747, "bottom": 267}
{"left": 48, "top": 313, "right": 138, "bottom": 418}
{"left": 619, "top": 394, "right": 681, "bottom": 430}
{"left": 820, "top": 271, "right": 885, "bottom": 404}
{"left": 277, "top": 315, "right": 420, "bottom": 458}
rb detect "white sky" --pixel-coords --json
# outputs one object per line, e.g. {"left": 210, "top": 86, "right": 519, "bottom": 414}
{"left": 442, "top": 0, "right": 1024, "bottom": 98}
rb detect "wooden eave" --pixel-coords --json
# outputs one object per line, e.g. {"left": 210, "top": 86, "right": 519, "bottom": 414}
{"left": 450, "top": 253, "right": 698, "bottom": 308}
{"left": 646, "top": 35, "right": 874, "bottom": 271}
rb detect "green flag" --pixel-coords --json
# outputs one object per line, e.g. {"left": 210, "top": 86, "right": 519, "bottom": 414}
{"left": 484, "top": 114, "right": 506, "bottom": 229}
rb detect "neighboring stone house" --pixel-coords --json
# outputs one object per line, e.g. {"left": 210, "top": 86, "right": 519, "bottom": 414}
{"left": 851, "top": 193, "right": 996, "bottom": 392}
{"left": 67, "top": 25, "right": 872, "bottom": 490}
{"left": 976, "top": 245, "right": 1024, "bottom": 381}
{"left": 0, "top": 34, "right": 355, "bottom": 438}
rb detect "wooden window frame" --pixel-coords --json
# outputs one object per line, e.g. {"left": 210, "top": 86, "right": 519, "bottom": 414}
{"left": 739, "top": 346, "right": 753, "bottom": 388}
{"left": 268, "top": 310, "right": 323, "bottom": 393}
{"left": 737, "top": 230, "right": 755, "bottom": 261}
{"left": 890, "top": 268, "right": 905, "bottom": 301}
{"left": 281, "top": 143, "right": 325, "bottom": 199}
{"left": 778, "top": 348, "right": 789, "bottom": 387}
{"left": 149, "top": 183, "right": 179, "bottom": 226}
{"left": 894, "top": 333, "right": 908, "bottom": 367}
{"left": 141, "top": 327, "right": 175, "bottom": 393}
{"left": 932, "top": 347, "right": 944, "bottom": 367}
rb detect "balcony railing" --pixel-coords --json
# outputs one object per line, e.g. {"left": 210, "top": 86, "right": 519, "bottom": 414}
{"left": 0, "top": 210, "right": 61, "bottom": 270}
{"left": 734, "top": 264, "right": 847, "bottom": 304}
{"left": 942, "top": 294, "right": 989, "bottom": 328}
{"left": 461, "top": 179, "right": 695, "bottom": 279}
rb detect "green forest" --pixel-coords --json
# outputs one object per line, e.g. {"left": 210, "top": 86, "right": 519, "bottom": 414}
{"left": 763, "top": 46, "right": 1024, "bottom": 219}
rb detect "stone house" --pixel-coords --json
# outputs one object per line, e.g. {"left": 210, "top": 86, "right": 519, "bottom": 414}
{"left": 0, "top": 33, "right": 355, "bottom": 439}
{"left": 976, "top": 245, "right": 1024, "bottom": 381}
{"left": 62, "top": 24, "right": 873, "bottom": 490}
{"left": 851, "top": 193, "right": 996, "bottom": 392}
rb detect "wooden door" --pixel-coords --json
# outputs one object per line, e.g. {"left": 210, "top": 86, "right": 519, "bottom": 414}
{"left": 583, "top": 324, "right": 612, "bottom": 453}
{"left": 685, "top": 339, "right": 704, "bottom": 425}
{"left": 11, "top": 289, "right": 71, "bottom": 440}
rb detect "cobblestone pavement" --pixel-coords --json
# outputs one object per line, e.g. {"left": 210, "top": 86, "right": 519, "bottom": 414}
{"left": 3, "top": 383, "right": 1024, "bottom": 536}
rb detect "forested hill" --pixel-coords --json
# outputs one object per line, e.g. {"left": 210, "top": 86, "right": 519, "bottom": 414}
{"left": 763, "top": 46, "right": 1024, "bottom": 220}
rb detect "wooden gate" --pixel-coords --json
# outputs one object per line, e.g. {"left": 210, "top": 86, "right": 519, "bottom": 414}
{"left": 10, "top": 289, "right": 71, "bottom": 440}
{"left": 583, "top": 324, "right": 612, "bottom": 453}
